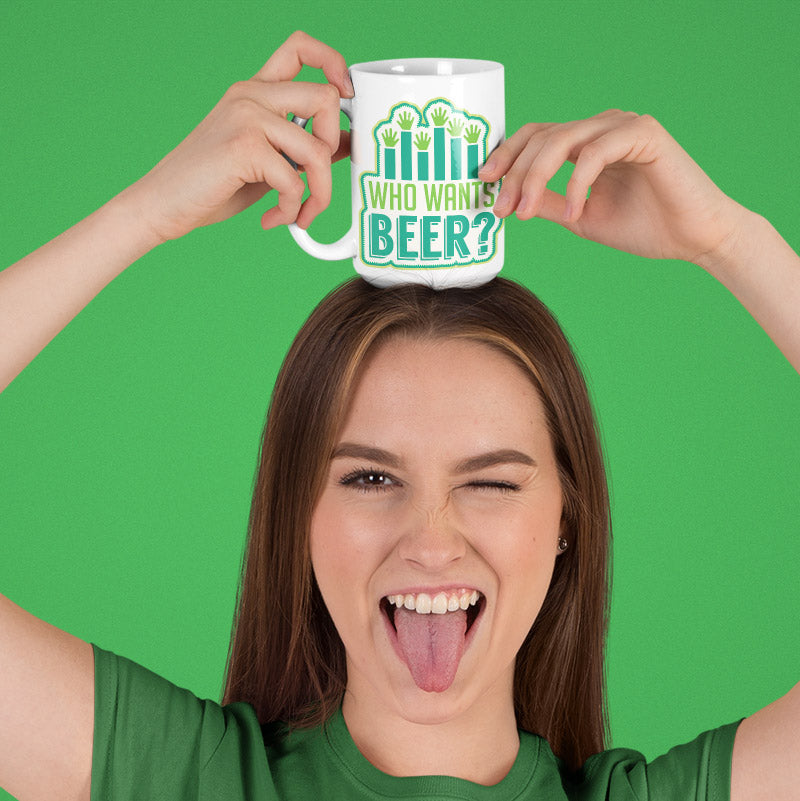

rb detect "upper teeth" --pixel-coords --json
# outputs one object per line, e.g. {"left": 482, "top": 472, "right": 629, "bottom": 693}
{"left": 386, "top": 589, "right": 481, "bottom": 615}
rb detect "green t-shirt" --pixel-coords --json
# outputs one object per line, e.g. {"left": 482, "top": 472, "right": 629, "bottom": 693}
{"left": 91, "top": 644, "right": 741, "bottom": 800}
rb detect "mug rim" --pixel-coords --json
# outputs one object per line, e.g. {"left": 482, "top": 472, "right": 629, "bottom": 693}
{"left": 349, "top": 58, "right": 503, "bottom": 77}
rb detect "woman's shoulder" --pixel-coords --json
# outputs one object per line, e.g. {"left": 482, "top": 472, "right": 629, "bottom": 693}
{"left": 547, "top": 720, "right": 743, "bottom": 800}
{"left": 91, "top": 643, "right": 273, "bottom": 801}
{"left": 92, "top": 645, "right": 365, "bottom": 800}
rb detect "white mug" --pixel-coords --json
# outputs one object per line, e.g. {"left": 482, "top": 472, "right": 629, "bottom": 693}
{"left": 289, "top": 58, "right": 505, "bottom": 289}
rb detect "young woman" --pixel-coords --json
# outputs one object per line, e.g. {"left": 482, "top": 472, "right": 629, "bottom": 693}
{"left": 1, "top": 30, "right": 798, "bottom": 801}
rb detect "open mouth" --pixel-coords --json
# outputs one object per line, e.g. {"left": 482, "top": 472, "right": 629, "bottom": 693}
{"left": 380, "top": 589, "right": 485, "bottom": 693}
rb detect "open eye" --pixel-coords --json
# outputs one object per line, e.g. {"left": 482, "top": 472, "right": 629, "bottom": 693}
{"left": 339, "top": 468, "right": 400, "bottom": 492}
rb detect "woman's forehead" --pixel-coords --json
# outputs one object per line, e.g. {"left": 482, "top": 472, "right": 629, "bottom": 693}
{"left": 335, "top": 336, "right": 552, "bottom": 459}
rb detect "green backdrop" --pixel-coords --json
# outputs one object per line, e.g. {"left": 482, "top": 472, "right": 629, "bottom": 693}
{"left": 2, "top": 1, "right": 798, "bottom": 796}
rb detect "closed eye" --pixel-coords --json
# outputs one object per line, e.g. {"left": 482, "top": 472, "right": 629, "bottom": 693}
{"left": 339, "top": 468, "right": 400, "bottom": 492}
{"left": 464, "top": 480, "right": 521, "bottom": 493}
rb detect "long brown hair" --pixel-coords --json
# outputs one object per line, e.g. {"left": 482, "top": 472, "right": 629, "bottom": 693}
{"left": 222, "top": 276, "right": 611, "bottom": 771}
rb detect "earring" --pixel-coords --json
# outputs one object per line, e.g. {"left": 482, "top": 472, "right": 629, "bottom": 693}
{"left": 557, "top": 537, "right": 568, "bottom": 553}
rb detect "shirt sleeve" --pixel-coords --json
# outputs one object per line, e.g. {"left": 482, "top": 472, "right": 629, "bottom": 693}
{"left": 90, "top": 643, "right": 275, "bottom": 801}
{"left": 573, "top": 720, "right": 743, "bottom": 801}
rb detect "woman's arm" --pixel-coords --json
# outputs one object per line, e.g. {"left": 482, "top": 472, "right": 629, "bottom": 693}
{"left": 0, "top": 191, "right": 161, "bottom": 394}
{"left": 0, "top": 593, "right": 94, "bottom": 801}
{"left": 481, "top": 110, "right": 799, "bottom": 800}
{"left": 696, "top": 208, "right": 800, "bottom": 373}
{"left": 0, "top": 30, "right": 352, "bottom": 394}
{"left": 0, "top": 30, "right": 350, "bottom": 801}
{"left": 479, "top": 111, "right": 800, "bottom": 373}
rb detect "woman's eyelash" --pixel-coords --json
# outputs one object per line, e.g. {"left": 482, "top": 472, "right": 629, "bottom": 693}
{"left": 466, "top": 480, "right": 521, "bottom": 493}
{"left": 339, "top": 468, "right": 398, "bottom": 491}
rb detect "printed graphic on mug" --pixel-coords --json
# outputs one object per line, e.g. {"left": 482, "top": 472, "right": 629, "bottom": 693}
{"left": 359, "top": 98, "right": 503, "bottom": 272}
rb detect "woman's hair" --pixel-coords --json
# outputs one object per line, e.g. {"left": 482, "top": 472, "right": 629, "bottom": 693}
{"left": 222, "top": 276, "right": 611, "bottom": 771}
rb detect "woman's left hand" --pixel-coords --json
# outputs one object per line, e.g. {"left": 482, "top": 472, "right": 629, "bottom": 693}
{"left": 479, "top": 110, "right": 747, "bottom": 268}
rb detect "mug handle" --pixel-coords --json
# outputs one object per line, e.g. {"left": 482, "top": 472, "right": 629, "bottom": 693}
{"left": 286, "top": 97, "right": 357, "bottom": 261}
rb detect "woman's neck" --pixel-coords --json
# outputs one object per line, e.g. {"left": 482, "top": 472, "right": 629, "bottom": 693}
{"left": 340, "top": 671, "right": 520, "bottom": 786}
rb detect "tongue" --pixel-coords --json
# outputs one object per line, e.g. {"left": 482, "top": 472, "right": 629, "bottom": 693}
{"left": 393, "top": 608, "right": 467, "bottom": 693}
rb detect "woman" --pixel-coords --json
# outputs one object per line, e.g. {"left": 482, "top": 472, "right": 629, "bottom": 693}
{"left": 1, "top": 30, "right": 798, "bottom": 801}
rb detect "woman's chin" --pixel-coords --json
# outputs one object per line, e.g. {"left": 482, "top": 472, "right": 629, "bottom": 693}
{"left": 381, "top": 659, "right": 510, "bottom": 727}
{"left": 393, "top": 686, "right": 471, "bottom": 725}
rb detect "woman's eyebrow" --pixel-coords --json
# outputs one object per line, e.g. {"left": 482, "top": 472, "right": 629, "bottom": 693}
{"left": 331, "top": 443, "right": 402, "bottom": 467}
{"left": 454, "top": 450, "right": 536, "bottom": 473}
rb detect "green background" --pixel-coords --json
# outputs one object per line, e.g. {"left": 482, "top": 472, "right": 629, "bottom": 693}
{"left": 1, "top": 1, "right": 798, "bottom": 794}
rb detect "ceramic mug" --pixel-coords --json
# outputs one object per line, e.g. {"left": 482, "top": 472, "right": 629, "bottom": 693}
{"left": 288, "top": 58, "right": 505, "bottom": 289}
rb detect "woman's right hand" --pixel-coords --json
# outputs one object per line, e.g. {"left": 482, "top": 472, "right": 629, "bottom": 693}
{"left": 125, "top": 30, "right": 353, "bottom": 244}
{"left": 0, "top": 31, "right": 352, "bottom": 394}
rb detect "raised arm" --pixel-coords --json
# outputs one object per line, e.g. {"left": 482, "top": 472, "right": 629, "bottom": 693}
{"left": 0, "top": 30, "right": 352, "bottom": 395}
{"left": 479, "top": 110, "right": 800, "bottom": 373}
{"left": 0, "top": 31, "right": 350, "bottom": 801}
{"left": 480, "top": 110, "right": 800, "bottom": 801}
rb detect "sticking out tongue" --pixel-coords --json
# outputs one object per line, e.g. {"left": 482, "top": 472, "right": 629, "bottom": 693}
{"left": 393, "top": 607, "right": 467, "bottom": 692}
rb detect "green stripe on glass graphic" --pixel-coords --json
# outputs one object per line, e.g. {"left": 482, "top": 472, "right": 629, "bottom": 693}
{"left": 385, "top": 149, "right": 396, "bottom": 179}
{"left": 418, "top": 151, "right": 429, "bottom": 180}
{"left": 450, "top": 138, "right": 461, "bottom": 180}
{"left": 434, "top": 127, "right": 445, "bottom": 180}
{"left": 401, "top": 131, "right": 412, "bottom": 179}
{"left": 468, "top": 143, "right": 479, "bottom": 178}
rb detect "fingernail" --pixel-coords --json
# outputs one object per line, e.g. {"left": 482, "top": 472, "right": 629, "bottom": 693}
{"left": 479, "top": 158, "right": 496, "bottom": 176}
{"left": 494, "top": 195, "right": 510, "bottom": 216}
{"left": 517, "top": 196, "right": 532, "bottom": 218}
{"left": 563, "top": 201, "right": 574, "bottom": 222}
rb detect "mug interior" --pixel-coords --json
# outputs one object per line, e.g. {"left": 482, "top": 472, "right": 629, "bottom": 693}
{"left": 350, "top": 58, "right": 502, "bottom": 77}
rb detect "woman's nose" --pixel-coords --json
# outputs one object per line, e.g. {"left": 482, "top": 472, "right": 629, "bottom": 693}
{"left": 396, "top": 496, "right": 467, "bottom": 571}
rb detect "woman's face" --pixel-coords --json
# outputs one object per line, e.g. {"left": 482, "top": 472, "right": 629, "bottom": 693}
{"left": 310, "top": 336, "right": 564, "bottom": 725}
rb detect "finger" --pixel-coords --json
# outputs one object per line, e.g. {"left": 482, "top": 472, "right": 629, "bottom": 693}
{"left": 477, "top": 123, "right": 555, "bottom": 184}
{"left": 492, "top": 137, "right": 539, "bottom": 218}
{"left": 515, "top": 114, "right": 631, "bottom": 221}
{"left": 256, "top": 148, "right": 307, "bottom": 230}
{"left": 271, "top": 80, "right": 341, "bottom": 158}
{"left": 294, "top": 147, "right": 332, "bottom": 229}
{"left": 255, "top": 30, "right": 353, "bottom": 98}
{"left": 249, "top": 127, "right": 347, "bottom": 230}
{"left": 266, "top": 116, "right": 334, "bottom": 228}
{"left": 232, "top": 79, "right": 342, "bottom": 159}
{"left": 488, "top": 111, "right": 637, "bottom": 220}
{"left": 283, "top": 130, "right": 349, "bottom": 171}
{"left": 480, "top": 110, "right": 638, "bottom": 185}
{"left": 268, "top": 125, "right": 351, "bottom": 227}
{"left": 564, "top": 115, "right": 653, "bottom": 222}
{"left": 261, "top": 193, "right": 303, "bottom": 231}
{"left": 531, "top": 188, "right": 570, "bottom": 226}
{"left": 301, "top": 130, "right": 349, "bottom": 226}
{"left": 287, "top": 129, "right": 353, "bottom": 228}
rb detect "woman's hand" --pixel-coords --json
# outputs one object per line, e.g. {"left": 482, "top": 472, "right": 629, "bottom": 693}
{"left": 0, "top": 31, "right": 353, "bottom": 392}
{"left": 479, "top": 110, "right": 747, "bottom": 268}
{"left": 480, "top": 110, "right": 800, "bottom": 373}
{"left": 126, "top": 30, "right": 353, "bottom": 244}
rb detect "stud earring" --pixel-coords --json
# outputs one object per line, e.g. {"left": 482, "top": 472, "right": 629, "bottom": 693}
{"left": 557, "top": 537, "right": 568, "bottom": 552}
